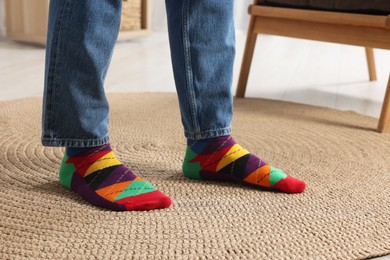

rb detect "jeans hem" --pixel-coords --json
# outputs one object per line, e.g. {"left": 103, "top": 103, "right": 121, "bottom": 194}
{"left": 41, "top": 135, "right": 110, "bottom": 147}
{"left": 185, "top": 127, "right": 231, "bottom": 140}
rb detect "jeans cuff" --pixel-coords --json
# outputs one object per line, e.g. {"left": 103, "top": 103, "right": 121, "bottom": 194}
{"left": 185, "top": 127, "right": 231, "bottom": 140}
{"left": 41, "top": 135, "right": 110, "bottom": 147}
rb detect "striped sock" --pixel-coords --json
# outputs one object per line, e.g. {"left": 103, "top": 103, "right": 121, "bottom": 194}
{"left": 182, "top": 135, "right": 306, "bottom": 193}
{"left": 59, "top": 144, "right": 172, "bottom": 211}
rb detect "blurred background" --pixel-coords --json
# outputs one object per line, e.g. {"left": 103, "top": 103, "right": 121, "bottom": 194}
{"left": 1, "top": 0, "right": 389, "bottom": 121}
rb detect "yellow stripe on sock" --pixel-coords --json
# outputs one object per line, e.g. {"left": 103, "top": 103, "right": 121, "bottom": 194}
{"left": 84, "top": 151, "right": 122, "bottom": 177}
{"left": 216, "top": 144, "right": 250, "bottom": 172}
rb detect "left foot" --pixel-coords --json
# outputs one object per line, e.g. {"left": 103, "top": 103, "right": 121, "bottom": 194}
{"left": 60, "top": 144, "right": 172, "bottom": 211}
{"left": 182, "top": 135, "right": 305, "bottom": 193}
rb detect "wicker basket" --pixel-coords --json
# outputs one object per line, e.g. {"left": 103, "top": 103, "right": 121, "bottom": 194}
{"left": 120, "top": 0, "right": 142, "bottom": 31}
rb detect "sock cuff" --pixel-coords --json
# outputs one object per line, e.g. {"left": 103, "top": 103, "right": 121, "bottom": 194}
{"left": 66, "top": 143, "right": 112, "bottom": 157}
{"left": 187, "top": 135, "right": 233, "bottom": 145}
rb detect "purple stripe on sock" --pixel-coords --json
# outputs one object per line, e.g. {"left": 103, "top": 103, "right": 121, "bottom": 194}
{"left": 71, "top": 173, "right": 125, "bottom": 211}
{"left": 67, "top": 143, "right": 112, "bottom": 157}
{"left": 187, "top": 140, "right": 209, "bottom": 154}
{"left": 95, "top": 164, "right": 138, "bottom": 190}
{"left": 242, "top": 154, "right": 268, "bottom": 179}
{"left": 201, "top": 136, "right": 236, "bottom": 155}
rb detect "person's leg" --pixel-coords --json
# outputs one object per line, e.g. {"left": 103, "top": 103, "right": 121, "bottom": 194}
{"left": 165, "top": 0, "right": 305, "bottom": 193}
{"left": 42, "top": 0, "right": 171, "bottom": 210}
{"left": 165, "top": 0, "right": 234, "bottom": 140}
{"left": 42, "top": 0, "right": 116, "bottom": 147}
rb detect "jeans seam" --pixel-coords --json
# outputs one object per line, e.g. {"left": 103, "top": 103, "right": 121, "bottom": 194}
{"left": 45, "top": 0, "right": 70, "bottom": 139}
{"left": 182, "top": 0, "right": 201, "bottom": 136}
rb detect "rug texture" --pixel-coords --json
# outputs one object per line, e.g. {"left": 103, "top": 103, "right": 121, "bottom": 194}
{"left": 0, "top": 93, "right": 389, "bottom": 260}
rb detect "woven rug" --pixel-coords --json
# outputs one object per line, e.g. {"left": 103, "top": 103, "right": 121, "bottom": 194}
{"left": 0, "top": 93, "right": 389, "bottom": 260}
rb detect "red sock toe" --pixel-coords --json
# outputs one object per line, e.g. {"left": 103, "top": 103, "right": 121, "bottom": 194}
{"left": 273, "top": 176, "right": 306, "bottom": 194}
{"left": 115, "top": 190, "right": 172, "bottom": 211}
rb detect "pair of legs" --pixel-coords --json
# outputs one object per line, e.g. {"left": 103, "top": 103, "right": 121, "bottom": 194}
{"left": 42, "top": 0, "right": 305, "bottom": 211}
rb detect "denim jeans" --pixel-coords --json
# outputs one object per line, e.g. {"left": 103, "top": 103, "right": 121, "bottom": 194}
{"left": 42, "top": 0, "right": 235, "bottom": 147}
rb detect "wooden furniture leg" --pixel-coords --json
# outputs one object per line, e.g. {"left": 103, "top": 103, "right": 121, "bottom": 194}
{"left": 365, "top": 47, "right": 377, "bottom": 81}
{"left": 378, "top": 76, "right": 390, "bottom": 133}
{"left": 236, "top": 15, "right": 258, "bottom": 98}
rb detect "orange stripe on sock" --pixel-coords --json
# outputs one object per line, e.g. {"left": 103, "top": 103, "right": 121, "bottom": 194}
{"left": 243, "top": 164, "right": 271, "bottom": 187}
{"left": 95, "top": 181, "right": 131, "bottom": 202}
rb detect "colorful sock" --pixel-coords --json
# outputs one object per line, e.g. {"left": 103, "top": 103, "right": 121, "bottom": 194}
{"left": 59, "top": 143, "right": 172, "bottom": 211}
{"left": 182, "top": 135, "right": 305, "bottom": 193}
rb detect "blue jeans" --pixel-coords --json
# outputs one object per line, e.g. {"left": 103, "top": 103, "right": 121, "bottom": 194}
{"left": 42, "top": 0, "right": 235, "bottom": 147}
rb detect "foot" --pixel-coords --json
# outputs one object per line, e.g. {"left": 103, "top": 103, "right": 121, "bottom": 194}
{"left": 182, "top": 135, "right": 305, "bottom": 193}
{"left": 59, "top": 144, "right": 172, "bottom": 211}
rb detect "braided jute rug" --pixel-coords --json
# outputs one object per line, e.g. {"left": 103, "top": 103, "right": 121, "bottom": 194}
{"left": 0, "top": 93, "right": 389, "bottom": 260}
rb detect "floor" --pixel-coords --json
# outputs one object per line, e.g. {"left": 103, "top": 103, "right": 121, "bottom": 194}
{"left": 1, "top": 32, "right": 390, "bottom": 260}
{"left": 1, "top": 31, "right": 390, "bottom": 122}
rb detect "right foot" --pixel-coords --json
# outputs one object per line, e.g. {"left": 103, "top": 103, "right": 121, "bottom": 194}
{"left": 182, "top": 135, "right": 306, "bottom": 194}
{"left": 59, "top": 144, "right": 172, "bottom": 211}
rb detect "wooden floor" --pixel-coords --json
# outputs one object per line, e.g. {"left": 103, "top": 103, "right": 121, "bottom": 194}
{"left": 1, "top": 31, "right": 390, "bottom": 120}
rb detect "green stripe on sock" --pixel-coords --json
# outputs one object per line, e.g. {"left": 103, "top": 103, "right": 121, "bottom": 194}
{"left": 182, "top": 147, "right": 202, "bottom": 180}
{"left": 269, "top": 167, "right": 287, "bottom": 186}
{"left": 114, "top": 180, "right": 157, "bottom": 201}
{"left": 59, "top": 154, "right": 76, "bottom": 189}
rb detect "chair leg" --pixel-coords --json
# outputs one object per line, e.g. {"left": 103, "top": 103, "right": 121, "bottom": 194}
{"left": 236, "top": 15, "right": 258, "bottom": 98}
{"left": 377, "top": 76, "right": 390, "bottom": 133}
{"left": 365, "top": 47, "right": 377, "bottom": 81}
